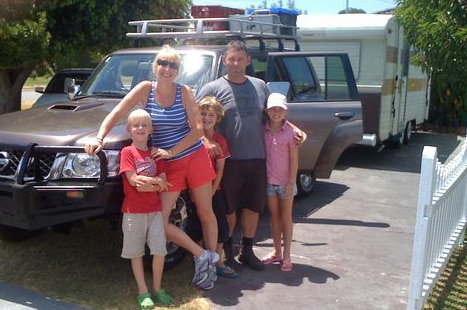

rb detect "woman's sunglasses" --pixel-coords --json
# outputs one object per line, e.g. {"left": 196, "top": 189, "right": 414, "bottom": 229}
{"left": 156, "top": 59, "right": 179, "bottom": 70}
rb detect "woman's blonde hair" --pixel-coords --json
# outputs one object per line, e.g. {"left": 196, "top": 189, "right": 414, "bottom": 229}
{"left": 198, "top": 96, "right": 224, "bottom": 122}
{"left": 153, "top": 45, "right": 182, "bottom": 71}
{"left": 126, "top": 109, "right": 153, "bottom": 132}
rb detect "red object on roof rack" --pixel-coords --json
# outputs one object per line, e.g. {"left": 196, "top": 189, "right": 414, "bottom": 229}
{"left": 191, "top": 5, "right": 245, "bottom": 30}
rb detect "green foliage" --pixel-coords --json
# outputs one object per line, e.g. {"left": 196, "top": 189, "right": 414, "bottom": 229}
{"left": 395, "top": 1, "right": 467, "bottom": 127}
{"left": 0, "top": 11, "right": 50, "bottom": 69}
{"left": 39, "top": 0, "right": 191, "bottom": 68}
{"left": 0, "top": 0, "right": 191, "bottom": 113}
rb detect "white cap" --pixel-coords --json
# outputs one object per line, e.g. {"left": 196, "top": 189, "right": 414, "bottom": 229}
{"left": 267, "top": 93, "right": 287, "bottom": 110}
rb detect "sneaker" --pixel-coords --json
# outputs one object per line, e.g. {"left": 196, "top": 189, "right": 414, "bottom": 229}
{"left": 196, "top": 264, "right": 218, "bottom": 290}
{"left": 196, "top": 278, "right": 215, "bottom": 290}
{"left": 192, "top": 250, "right": 220, "bottom": 288}
{"left": 238, "top": 247, "right": 265, "bottom": 271}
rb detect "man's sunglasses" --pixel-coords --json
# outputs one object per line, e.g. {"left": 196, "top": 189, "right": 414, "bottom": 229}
{"left": 156, "top": 59, "right": 179, "bottom": 70}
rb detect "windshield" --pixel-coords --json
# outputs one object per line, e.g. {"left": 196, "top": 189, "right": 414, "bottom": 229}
{"left": 79, "top": 52, "right": 215, "bottom": 97}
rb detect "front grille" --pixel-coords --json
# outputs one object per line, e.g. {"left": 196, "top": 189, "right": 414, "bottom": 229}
{"left": 0, "top": 148, "right": 56, "bottom": 180}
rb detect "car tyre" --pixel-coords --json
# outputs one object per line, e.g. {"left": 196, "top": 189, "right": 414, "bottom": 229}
{"left": 144, "top": 192, "right": 195, "bottom": 271}
{"left": 296, "top": 172, "right": 316, "bottom": 198}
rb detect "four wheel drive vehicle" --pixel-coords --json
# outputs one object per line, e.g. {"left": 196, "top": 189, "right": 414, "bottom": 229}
{"left": 0, "top": 16, "right": 362, "bottom": 269}
{"left": 32, "top": 68, "right": 94, "bottom": 108}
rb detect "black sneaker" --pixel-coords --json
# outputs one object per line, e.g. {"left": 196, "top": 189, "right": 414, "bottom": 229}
{"left": 238, "top": 248, "right": 265, "bottom": 271}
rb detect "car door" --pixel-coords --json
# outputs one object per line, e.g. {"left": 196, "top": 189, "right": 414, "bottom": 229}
{"left": 264, "top": 51, "right": 363, "bottom": 179}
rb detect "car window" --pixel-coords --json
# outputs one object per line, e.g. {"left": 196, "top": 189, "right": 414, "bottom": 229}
{"left": 307, "top": 55, "right": 352, "bottom": 100}
{"left": 83, "top": 53, "right": 214, "bottom": 96}
{"left": 45, "top": 73, "right": 90, "bottom": 93}
{"left": 273, "top": 56, "right": 322, "bottom": 101}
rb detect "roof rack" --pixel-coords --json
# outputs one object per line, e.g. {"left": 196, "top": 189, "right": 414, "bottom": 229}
{"left": 126, "top": 17, "right": 297, "bottom": 41}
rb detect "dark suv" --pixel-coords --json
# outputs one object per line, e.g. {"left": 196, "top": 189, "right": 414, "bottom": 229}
{"left": 0, "top": 17, "right": 363, "bottom": 268}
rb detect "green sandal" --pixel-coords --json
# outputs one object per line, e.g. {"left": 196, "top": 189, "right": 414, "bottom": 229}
{"left": 154, "top": 288, "right": 174, "bottom": 306}
{"left": 136, "top": 292, "right": 155, "bottom": 309}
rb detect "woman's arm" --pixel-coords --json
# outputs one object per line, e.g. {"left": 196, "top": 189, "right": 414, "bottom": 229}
{"left": 84, "top": 81, "right": 151, "bottom": 154}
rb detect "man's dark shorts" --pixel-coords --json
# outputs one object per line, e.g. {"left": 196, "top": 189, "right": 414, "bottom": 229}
{"left": 222, "top": 159, "right": 266, "bottom": 214}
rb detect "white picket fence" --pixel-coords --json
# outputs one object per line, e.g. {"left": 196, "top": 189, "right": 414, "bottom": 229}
{"left": 407, "top": 138, "right": 467, "bottom": 310}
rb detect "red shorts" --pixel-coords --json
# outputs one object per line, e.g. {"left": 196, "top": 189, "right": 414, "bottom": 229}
{"left": 164, "top": 147, "right": 216, "bottom": 191}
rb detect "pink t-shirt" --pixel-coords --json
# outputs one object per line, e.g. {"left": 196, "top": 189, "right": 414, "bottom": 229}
{"left": 264, "top": 121, "right": 295, "bottom": 186}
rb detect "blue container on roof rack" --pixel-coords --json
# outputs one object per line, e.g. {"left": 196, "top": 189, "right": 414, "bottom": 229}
{"left": 246, "top": 8, "right": 298, "bottom": 35}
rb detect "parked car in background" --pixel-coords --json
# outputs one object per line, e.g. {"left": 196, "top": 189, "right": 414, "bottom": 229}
{"left": 32, "top": 68, "right": 93, "bottom": 108}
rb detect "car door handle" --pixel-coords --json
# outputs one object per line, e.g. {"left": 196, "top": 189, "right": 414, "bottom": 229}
{"left": 334, "top": 112, "right": 354, "bottom": 120}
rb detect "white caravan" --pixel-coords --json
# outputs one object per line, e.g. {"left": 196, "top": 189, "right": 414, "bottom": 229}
{"left": 296, "top": 14, "right": 431, "bottom": 147}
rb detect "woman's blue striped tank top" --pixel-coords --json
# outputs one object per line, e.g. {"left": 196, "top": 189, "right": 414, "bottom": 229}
{"left": 145, "top": 82, "right": 202, "bottom": 161}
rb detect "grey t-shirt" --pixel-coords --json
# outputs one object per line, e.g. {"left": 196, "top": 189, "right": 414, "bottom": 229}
{"left": 197, "top": 76, "right": 270, "bottom": 160}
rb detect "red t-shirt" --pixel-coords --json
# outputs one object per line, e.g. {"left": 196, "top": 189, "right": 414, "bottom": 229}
{"left": 204, "top": 131, "right": 230, "bottom": 190}
{"left": 119, "top": 145, "right": 165, "bottom": 213}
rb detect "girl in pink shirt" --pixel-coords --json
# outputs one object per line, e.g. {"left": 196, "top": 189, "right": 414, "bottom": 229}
{"left": 262, "top": 93, "right": 299, "bottom": 272}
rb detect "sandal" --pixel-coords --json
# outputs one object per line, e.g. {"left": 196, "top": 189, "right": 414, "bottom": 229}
{"left": 261, "top": 254, "right": 283, "bottom": 265}
{"left": 216, "top": 264, "right": 238, "bottom": 278}
{"left": 281, "top": 258, "right": 293, "bottom": 272}
{"left": 136, "top": 292, "right": 155, "bottom": 310}
{"left": 154, "top": 288, "right": 174, "bottom": 305}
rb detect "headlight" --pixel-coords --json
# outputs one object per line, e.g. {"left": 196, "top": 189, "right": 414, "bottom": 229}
{"left": 61, "top": 151, "right": 120, "bottom": 178}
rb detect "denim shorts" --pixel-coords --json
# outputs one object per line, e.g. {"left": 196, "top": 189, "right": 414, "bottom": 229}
{"left": 266, "top": 183, "right": 297, "bottom": 199}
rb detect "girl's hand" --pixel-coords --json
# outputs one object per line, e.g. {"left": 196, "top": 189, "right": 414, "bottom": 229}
{"left": 284, "top": 183, "right": 295, "bottom": 197}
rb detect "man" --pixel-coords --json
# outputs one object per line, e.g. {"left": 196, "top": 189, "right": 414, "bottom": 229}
{"left": 197, "top": 40, "right": 305, "bottom": 271}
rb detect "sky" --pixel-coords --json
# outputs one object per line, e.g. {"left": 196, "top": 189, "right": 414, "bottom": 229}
{"left": 191, "top": 0, "right": 397, "bottom": 15}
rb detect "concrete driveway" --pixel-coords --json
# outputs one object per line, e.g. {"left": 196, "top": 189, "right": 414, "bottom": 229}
{"left": 203, "top": 131, "right": 463, "bottom": 310}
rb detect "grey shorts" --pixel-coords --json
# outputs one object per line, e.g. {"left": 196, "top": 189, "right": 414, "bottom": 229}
{"left": 121, "top": 212, "right": 167, "bottom": 259}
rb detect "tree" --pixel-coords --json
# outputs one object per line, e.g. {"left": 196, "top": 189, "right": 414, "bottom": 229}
{"left": 338, "top": 8, "right": 366, "bottom": 14}
{"left": 395, "top": 1, "right": 467, "bottom": 127}
{"left": 0, "top": 0, "right": 190, "bottom": 114}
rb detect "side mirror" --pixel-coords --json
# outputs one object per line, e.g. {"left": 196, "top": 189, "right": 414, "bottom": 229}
{"left": 34, "top": 86, "right": 45, "bottom": 93}
{"left": 65, "top": 77, "right": 77, "bottom": 100}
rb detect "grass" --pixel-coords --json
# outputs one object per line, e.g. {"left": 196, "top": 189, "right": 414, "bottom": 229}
{"left": 24, "top": 75, "right": 50, "bottom": 89}
{"left": 0, "top": 218, "right": 210, "bottom": 310}
{"left": 1, "top": 220, "right": 466, "bottom": 310}
{"left": 423, "top": 231, "right": 467, "bottom": 310}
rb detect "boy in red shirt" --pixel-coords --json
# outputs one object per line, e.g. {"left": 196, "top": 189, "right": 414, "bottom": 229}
{"left": 199, "top": 96, "right": 238, "bottom": 278}
{"left": 119, "top": 109, "right": 174, "bottom": 308}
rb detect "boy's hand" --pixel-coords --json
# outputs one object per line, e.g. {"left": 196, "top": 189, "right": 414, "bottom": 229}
{"left": 202, "top": 136, "right": 222, "bottom": 157}
{"left": 151, "top": 148, "right": 171, "bottom": 160}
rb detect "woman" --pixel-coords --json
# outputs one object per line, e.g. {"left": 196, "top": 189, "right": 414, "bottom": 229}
{"left": 84, "top": 45, "right": 219, "bottom": 290}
